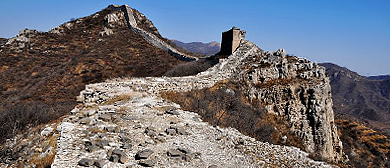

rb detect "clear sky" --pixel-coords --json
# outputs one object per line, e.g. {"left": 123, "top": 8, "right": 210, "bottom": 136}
{"left": 1, "top": 0, "right": 389, "bottom": 75}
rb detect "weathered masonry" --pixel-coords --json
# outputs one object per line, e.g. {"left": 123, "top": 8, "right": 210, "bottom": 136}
{"left": 220, "top": 27, "right": 246, "bottom": 56}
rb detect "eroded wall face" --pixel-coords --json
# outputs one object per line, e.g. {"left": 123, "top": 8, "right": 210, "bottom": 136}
{"left": 232, "top": 30, "right": 241, "bottom": 54}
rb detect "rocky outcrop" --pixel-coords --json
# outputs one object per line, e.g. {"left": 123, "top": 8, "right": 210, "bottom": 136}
{"left": 5, "top": 29, "right": 39, "bottom": 51}
{"left": 231, "top": 50, "right": 344, "bottom": 162}
{"left": 51, "top": 39, "right": 340, "bottom": 167}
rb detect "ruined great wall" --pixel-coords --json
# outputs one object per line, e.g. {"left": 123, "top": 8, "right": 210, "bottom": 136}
{"left": 109, "top": 5, "right": 198, "bottom": 61}
{"left": 51, "top": 39, "right": 336, "bottom": 167}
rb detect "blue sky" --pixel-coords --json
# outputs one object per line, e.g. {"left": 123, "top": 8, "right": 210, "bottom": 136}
{"left": 1, "top": 0, "right": 389, "bottom": 75}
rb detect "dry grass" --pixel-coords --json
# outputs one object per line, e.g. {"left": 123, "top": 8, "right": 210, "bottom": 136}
{"left": 30, "top": 151, "right": 56, "bottom": 168}
{"left": 336, "top": 119, "right": 390, "bottom": 168}
{"left": 102, "top": 94, "right": 133, "bottom": 105}
{"left": 161, "top": 80, "right": 305, "bottom": 150}
{"left": 90, "top": 127, "right": 105, "bottom": 134}
{"left": 154, "top": 105, "right": 176, "bottom": 112}
{"left": 116, "top": 106, "right": 130, "bottom": 115}
{"left": 28, "top": 132, "right": 58, "bottom": 168}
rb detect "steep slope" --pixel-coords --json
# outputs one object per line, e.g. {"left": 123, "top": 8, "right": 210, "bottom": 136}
{"left": 320, "top": 63, "right": 390, "bottom": 135}
{"left": 0, "top": 4, "right": 190, "bottom": 144}
{"left": 320, "top": 63, "right": 390, "bottom": 167}
{"left": 171, "top": 40, "right": 221, "bottom": 56}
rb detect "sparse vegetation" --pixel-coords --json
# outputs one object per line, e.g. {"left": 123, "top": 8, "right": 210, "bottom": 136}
{"left": 0, "top": 101, "right": 71, "bottom": 143}
{"left": 29, "top": 133, "right": 58, "bottom": 168}
{"left": 102, "top": 94, "right": 133, "bottom": 105}
{"left": 90, "top": 127, "right": 105, "bottom": 134}
{"left": 161, "top": 81, "right": 305, "bottom": 149}
{"left": 321, "top": 63, "right": 390, "bottom": 136}
{"left": 336, "top": 119, "right": 390, "bottom": 168}
{"left": 0, "top": 7, "right": 184, "bottom": 144}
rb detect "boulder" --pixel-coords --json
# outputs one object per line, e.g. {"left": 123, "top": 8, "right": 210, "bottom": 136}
{"left": 79, "top": 118, "right": 92, "bottom": 125}
{"left": 109, "top": 155, "right": 119, "bottom": 163}
{"left": 40, "top": 127, "right": 54, "bottom": 137}
{"left": 78, "top": 158, "right": 94, "bottom": 167}
{"left": 165, "top": 128, "right": 176, "bottom": 135}
{"left": 167, "top": 149, "right": 182, "bottom": 157}
{"left": 70, "top": 108, "right": 80, "bottom": 114}
{"left": 166, "top": 109, "right": 180, "bottom": 115}
{"left": 93, "top": 160, "right": 105, "bottom": 168}
{"left": 135, "top": 149, "right": 153, "bottom": 160}
{"left": 99, "top": 114, "right": 111, "bottom": 121}
{"left": 139, "top": 159, "right": 155, "bottom": 167}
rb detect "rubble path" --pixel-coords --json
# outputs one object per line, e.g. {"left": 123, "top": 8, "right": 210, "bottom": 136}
{"left": 52, "top": 40, "right": 335, "bottom": 167}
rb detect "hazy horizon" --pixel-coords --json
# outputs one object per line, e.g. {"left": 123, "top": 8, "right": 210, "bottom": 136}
{"left": 0, "top": 0, "right": 389, "bottom": 76}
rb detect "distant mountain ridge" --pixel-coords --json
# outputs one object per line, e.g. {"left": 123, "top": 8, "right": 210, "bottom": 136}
{"left": 171, "top": 40, "right": 221, "bottom": 56}
{"left": 320, "top": 63, "right": 390, "bottom": 133}
{"left": 367, "top": 75, "right": 390, "bottom": 80}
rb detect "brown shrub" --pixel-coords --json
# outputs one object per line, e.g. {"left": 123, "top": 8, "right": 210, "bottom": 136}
{"left": 161, "top": 81, "right": 305, "bottom": 149}
{"left": 336, "top": 119, "right": 390, "bottom": 168}
{"left": 0, "top": 101, "right": 73, "bottom": 143}
{"left": 102, "top": 94, "right": 133, "bottom": 105}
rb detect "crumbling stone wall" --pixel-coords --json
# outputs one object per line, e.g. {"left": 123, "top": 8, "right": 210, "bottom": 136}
{"left": 220, "top": 27, "right": 246, "bottom": 56}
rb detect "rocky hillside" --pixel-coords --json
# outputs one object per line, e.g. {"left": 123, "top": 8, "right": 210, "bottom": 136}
{"left": 320, "top": 63, "right": 390, "bottom": 167}
{"left": 336, "top": 119, "right": 390, "bottom": 168}
{"left": 320, "top": 63, "right": 390, "bottom": 135}
{"left": 171, "top": 40, "right": 221, "bottom": 56}
{"left": 0, "top": 4, "right": 194, "bottom": 145}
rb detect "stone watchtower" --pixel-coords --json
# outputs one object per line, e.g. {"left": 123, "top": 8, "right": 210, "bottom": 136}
{"left": 219, "top": 27, "right": 246, "bottom": 56}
